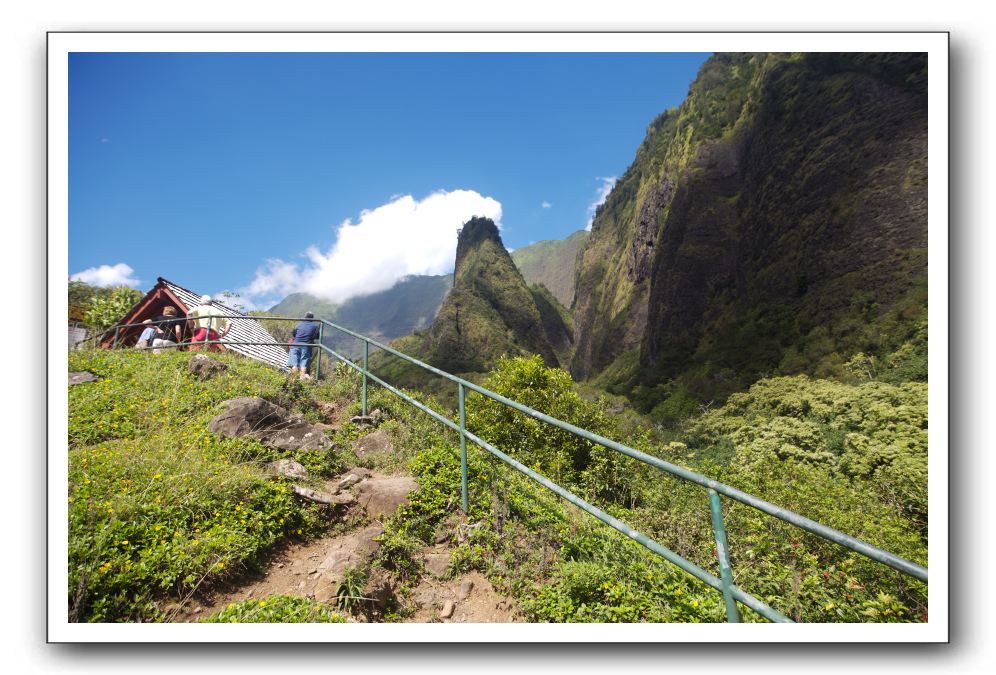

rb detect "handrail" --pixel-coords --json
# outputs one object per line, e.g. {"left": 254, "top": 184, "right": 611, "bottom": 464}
{"left": 98, "top": 313, "right": 929, "bottom": 622}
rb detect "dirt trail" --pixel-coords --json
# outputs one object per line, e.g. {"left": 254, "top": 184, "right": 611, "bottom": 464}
{"left": 178, "top": 465, "right": 519, "bottom": 623}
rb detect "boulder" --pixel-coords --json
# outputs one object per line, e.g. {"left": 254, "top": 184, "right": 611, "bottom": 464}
{"left": 363, "top": 567, "right": 395, "bottom": 612}
{"left": 349, "top": 408, "right": 382, "bottom": 426}
{"left": 424, "top": 552, "right": 450, "bottom": 578}
{"left": 354, "top": 476, "right": 419, "bottom": 520}
{"left": 457, "top": 579, "right": 474, "bottom": 601}
{"left": 266, "top": 459, "right": 309, "bottom": 479}
{"left": 208, "top": 397, "right": 285, "bottom": 437}
{"left": 208, "top": 397, "right": 333, "bottom": 452}
{"left": 188, "top": 354, "right": 228, "bottom": 380}
{"left": 337, "top": 473, "right": 363, "bottom": 491}
{"left": 68, "top": 372, "right": 98, "bottom": 386}
{"left": 351, "top": 429, "right": 394, "bottom": 459}
{"left": 440, "top": 600, "right": 455, "bottom": 619}
{"left": 290, "top": 485, "right": 356, "bottom": 506}
{"left": 310, "top": 526, "right": 384, "bottom": 603}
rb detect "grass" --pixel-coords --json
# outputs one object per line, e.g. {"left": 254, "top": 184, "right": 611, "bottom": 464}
{"left": 67, "top": 348, "right": 363, "bottom": 622}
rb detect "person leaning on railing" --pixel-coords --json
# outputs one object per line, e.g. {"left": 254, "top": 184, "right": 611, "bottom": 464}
{"left": 186, "top": 295, "right": 231, "bottom": 352}
{"left": 287, "top": 311, "right": 319, "bottom": 380}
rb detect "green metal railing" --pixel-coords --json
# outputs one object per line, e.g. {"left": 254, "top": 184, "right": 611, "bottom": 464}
{"left": 101, "top": 313, "right": 929, "bottom": 623}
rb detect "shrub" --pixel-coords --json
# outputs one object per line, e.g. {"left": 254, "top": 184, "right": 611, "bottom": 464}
{"left": 201, "top": 595, "right": 346, "bottom": 623}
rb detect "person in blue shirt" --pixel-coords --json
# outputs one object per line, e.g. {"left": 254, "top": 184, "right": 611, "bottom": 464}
{"left": 288, "top": 311, "right": 320, "bottom": 380}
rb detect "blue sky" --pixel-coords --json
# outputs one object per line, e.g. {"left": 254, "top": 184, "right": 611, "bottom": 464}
{"left": 69, "top": 52, "right": 709, "bottom": 308}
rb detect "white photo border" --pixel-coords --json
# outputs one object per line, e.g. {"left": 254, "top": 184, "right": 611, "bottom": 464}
{"left": 49, "top": 31, "right": 949, "bottom": 643}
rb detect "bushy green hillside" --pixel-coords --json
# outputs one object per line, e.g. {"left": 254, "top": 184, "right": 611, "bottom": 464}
{"left": 388, "top": 355, "right": 926, "bottom": 623}
{"left": 511, "top": 230, "right": 589, "bottom": 307}
{"left": 67, "top": 349, "right": 363, "bottom": 622}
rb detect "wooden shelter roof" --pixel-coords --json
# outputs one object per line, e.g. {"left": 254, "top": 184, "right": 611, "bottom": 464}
{"left": 107, "top": 277, "right": 289, "bottom": 369}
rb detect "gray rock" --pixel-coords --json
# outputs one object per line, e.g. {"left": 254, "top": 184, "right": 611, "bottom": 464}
{"left": 188, "top": 354, "right": 228, "bottom": 380}
{"left": 311, "top": 525, "right": 384, "bottom": 603}
{"left": 337, "top": 473, "right": 362, "bottom": 490}
{"left": 424, "top": 553, "right": 450, "bottom": 578}
{"left": 208, "top": 397, "right": 286, "bottom": 437}
{"left": 351, "top": 429, "right": 394, "bottom": 459}
{"left": 291, "top": 485, "right": 355, "bottom": 505}
{"left": 68, "top": 371, "right": 98, "bottom": 386}
{"left": 363, "top": 568, "right": 395, "bottom": 611}
{"left": 458, "top": 580, "right": 474, "bottom": 601}
{"left": 266, "top": 458, "right": 309, "bottom": 479}
{"left": 349, "top": 408, "right": 382, "bottom": 426}
{"left": 440, "top": 600, "right": 455, "bottom": 619}
{"left": 208, "top": 397, "right": 333, "bottom": 452}
{"left": 354, "top": 476, "right": 418, "bottom": 520}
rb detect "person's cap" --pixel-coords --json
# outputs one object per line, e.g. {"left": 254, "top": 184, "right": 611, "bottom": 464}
{"left": 200, "top": 295, "right": 212, "bottom": 303}
{"left": 305, "top": 311, "right": 314, "bottom": 318}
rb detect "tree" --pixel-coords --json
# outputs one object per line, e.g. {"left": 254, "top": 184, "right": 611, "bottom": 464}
{"left": 83, "top": 286, "right": 143, "bottom": 333}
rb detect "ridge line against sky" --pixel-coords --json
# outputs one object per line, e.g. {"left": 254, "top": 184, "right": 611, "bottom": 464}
{"left": 69, "top": 51, "right": 710, "bottom": 308}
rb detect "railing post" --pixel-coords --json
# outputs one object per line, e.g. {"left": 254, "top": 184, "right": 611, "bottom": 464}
{"left": 112, "top": 325, "right": 120, "bottom": 350}
{"left": 709, "top": 488, "right": 740, "bottom": 623}
{"left": 315, "top": 322, "right": 324, "bottom": 380}
{"left": 459, "top": 382, "right": 469, "bottom": 514}
{"left": 205, "top": 316, "right": 212, "bottom": 349}
{"left": 362, "top": 339, "right": 368, "bottom": 416}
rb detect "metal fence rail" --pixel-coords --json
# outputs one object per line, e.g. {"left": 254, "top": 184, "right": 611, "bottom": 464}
{"left": 99, "top": 313, "right": 929, "bottom": 623}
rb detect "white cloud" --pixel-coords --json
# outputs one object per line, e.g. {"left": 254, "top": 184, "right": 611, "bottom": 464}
{"left": 585, "top": 176, "right": 618, "bottom": 230}
{"left": 241, "top": 189, "right": 502, "bottom": 308}
{"left": 541, "top": 201, "right": 552, "bottom": 209}
{"left": 70, "top": 262, "right": 140, "bottom": 288}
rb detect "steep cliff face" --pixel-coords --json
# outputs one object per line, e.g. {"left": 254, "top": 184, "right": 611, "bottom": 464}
{"left": 419, "top": 217, "right": 572, "bottom": 373}
{"left": 573, "top": 53, "right": 928, "bottom": 402}
{"left": 572, "top": 53, "right": 762, "bottom": 380}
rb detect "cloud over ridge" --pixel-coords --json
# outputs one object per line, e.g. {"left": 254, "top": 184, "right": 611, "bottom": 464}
{"left": 242, "top": 189, "right": 502, "bottom": 308}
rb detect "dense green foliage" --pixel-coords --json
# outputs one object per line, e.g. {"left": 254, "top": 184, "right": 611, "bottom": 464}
{"left": 68, "top": 281, "right": 143, "bottom": 332}
{"left": 369, "top": 355, "right": 927, "bottom": 623}
{"left": 67, "top": 349, "right": 363, "bottom": 622}
{"left": 200, "top": 595, "right": 347, "bottom": 623}
{"left": 510, "top": 230, "right": 589, "bottom": 307}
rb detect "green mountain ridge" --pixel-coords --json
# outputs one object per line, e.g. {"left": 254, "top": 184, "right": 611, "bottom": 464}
{"left": 510, "top": 230, "right": 590, "bottom": 307}
{"left": 393, "top": 217, "right": 574, "bottom": 375}
{"left": 268, "top": 274, "right": 452, "bottom": 357}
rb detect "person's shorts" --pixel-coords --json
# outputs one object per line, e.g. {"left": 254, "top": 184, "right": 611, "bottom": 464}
{"left": 191, "top": 328, "right": 224, "bottom": 351}
{"left": 287, "top": 345, "right": 313, "bottom": 369}
{"left": 151, "top": 338, "right": 177, "bottom": 354}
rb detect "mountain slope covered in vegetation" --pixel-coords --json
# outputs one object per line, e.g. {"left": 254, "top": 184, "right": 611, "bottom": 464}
{"left": 571, "top": 53, "right": 928, "bottom": 413}
{"left": 401, "top": 217, "right": 573, "bottom": 375}
{"left": 511, "top": 230, "right": 590, "bottom": 307}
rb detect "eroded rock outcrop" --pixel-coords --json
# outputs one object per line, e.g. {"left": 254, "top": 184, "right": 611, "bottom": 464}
{"left": 208, "top": 397, "right": 333, "bottom": 451}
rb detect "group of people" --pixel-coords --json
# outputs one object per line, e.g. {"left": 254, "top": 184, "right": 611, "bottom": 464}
{"left": 134, "top": 295, "right": 232, "bottom": 353}
{"left": 133, "top": 298, "right": 320, "bottom": 382}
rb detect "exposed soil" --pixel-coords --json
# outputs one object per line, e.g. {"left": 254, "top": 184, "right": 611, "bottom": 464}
{"left": 175, "top": 465, "right": 519, "bottom": 624}
{"left": 404, "top": 570, "right": 519, "bottom": 623}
